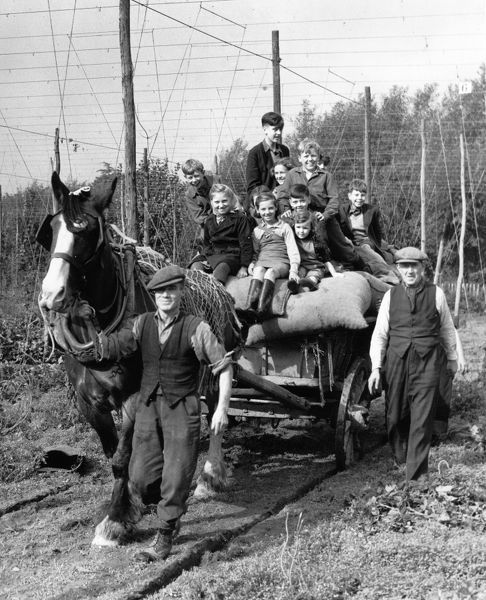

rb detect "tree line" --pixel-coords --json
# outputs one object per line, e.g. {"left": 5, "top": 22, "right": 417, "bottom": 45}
{"left": 1, "top": 66, "right": 485, "bottom": 302}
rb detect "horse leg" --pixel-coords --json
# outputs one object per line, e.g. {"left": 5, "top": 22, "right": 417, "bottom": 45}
{"left": 194, "top": 390, "right": 229, "bottom": 500}
{"left": 65, "top": 357, "right": 119, "bottom": 458}
{"left": 194, "top": 430, "right": 229, "bottom": 499}
{"left": 92, "top": 395, "right": 144, "bottom": 546}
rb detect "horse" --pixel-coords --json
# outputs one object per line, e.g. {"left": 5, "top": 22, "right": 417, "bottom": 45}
{"left": 37, "top": 172, "right": 240, "bottom": 545}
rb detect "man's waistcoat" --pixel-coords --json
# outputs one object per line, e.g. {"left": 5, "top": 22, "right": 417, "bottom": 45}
{"left": 388, "top": 283, "right": 440, "bottom": 358}
{"left": 138, "top": 312, "right": 202, "bottom": 406}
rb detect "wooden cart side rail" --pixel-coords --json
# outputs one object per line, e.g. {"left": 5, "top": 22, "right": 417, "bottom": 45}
{"left": 236, "top": 367, "right": 311, "bottom": 412}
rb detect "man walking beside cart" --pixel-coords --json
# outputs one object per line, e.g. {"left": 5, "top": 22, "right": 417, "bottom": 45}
{"left": 368, "top": 247, "right": 458, "bottom": 482}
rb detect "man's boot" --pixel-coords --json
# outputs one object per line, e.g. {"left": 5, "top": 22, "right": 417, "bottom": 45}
{"left": 256, "top": 279, "right": 275, "bottom": 318}
{"left": 134, "top": 529, "right": 173, "bottom": 563}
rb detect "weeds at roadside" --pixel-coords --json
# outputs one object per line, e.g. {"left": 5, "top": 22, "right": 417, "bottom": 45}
{"left": 0, "top": 363, "right": 85, "bottom": 482}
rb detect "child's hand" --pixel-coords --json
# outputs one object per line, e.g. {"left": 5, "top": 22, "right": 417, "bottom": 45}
{"left": 289, "top": 271, "right": 300, "bottom": 283}
{"left": 281, "top": 209, "right": 292, "bottom": 219}
{"left": 314, "top": 212, "right": 325, "bottom": 222}
{"left": 248, "top": 263, "right": 255, "bottom": 275}
{"left": 236, "top": 266, "right": 248, "bottom": 278}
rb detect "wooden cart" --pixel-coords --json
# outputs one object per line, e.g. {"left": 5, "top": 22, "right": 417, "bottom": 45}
{"left": 225, "top": 317, "right": 376, "bottom": 470}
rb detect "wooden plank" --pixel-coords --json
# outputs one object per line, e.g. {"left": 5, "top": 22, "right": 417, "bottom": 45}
{"left": 251, "top": 375, "right": 319, "bottom": 387}
{"left": 236, "top": 368, "right": 311, "bottom": 411}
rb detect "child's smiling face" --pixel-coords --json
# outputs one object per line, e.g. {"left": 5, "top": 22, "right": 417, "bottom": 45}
{"left": 274, "top": 164, "right": 288, "bottom": 186}
{"left": 348, "top": 189, "right": 366, "bottom": 208}
{"left": 294, "top": 221, "right": 312, "bottom": 240}
{"left": 184, "top": 170, "right": 204, "bottom": 188}
{"left": 258, "top": 199, "right": 277, "bottom": 223}
{"left": 299, "top": 149, "right": 319, "bottom": 173}
{"left": 289, "top": 195, "right": 310, "bottom": 211}
{"left": 211, "top": 192, "right": 231, "bottom": 216}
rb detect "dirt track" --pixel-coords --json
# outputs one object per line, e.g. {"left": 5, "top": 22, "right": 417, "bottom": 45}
{"left": 0, "top": 401, "right": 386, "bottom": 600}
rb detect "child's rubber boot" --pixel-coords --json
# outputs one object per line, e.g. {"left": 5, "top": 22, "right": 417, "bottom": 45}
{"left": 239, "top": 278, "right": 262, "bottom": 323}
{"left": 287, "top": 279, "right": 299, "bottom": 294}
{"left": 256, "top": 279, "right": 275, "bottom": 318}
{"left": 299, "top": 277, "right": 318, "bottom": 291}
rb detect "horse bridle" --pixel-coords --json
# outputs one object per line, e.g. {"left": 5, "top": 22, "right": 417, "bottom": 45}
{"left": 36, "top": 207, "right": 106, "bottom": 274}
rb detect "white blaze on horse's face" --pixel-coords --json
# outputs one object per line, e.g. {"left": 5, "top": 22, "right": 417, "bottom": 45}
{"left": 40, "top": 213, "right": 75, "bottom": 311}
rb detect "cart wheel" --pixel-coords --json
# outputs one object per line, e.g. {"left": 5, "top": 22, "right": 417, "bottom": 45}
{"left": 335, "top": 356, "right": 370, "bottom": 471}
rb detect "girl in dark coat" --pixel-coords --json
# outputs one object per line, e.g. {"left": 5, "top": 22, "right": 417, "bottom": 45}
{"left": 202, "top": 184, "right": 252, "bottom": 284}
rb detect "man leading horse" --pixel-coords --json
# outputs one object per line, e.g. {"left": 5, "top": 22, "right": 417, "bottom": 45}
{"left": 82, "top": 264, "right": 233, "bottom": 562}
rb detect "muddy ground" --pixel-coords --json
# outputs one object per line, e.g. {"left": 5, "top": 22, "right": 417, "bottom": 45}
{"left": 0, "top": 315, "right": 484, "bottom": 600}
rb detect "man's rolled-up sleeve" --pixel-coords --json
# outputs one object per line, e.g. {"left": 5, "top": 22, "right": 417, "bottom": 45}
{"left": 191, "top": 321, "right": 234, "bottom": 374}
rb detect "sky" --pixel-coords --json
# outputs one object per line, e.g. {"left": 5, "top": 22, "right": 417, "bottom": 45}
{"left": 0, "top": 0, "right": 485, "bottom": 194}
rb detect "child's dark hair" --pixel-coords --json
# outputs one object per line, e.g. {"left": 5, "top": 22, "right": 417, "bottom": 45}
{"left": 348, "top": 178, "right": 367, "bottom": 194}
{"left": 254, "top": 191, "right": 277, "bottom": 210}
{"left": 293, "top": 209, "right": 314, "bottom": 228}
{"left": 289, "top": 183, "right": 310, "bottom": 200}
{"left": 182, "top": 158, "right": 204, "bottom": 175}
{"left": 261, "top": 111, "right": 284, "bottom": 129}
{"left": 250, "top": 185, "right": 271, "bottom": 206}
{"left": 273, "top": 157, "right": 294, "bottom": 171}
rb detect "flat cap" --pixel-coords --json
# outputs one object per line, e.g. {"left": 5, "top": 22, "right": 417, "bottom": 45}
{"left": 394, "top": 246, "right": 428, "bottom": 264}
{"left": 147, "top": 265, "right": 186, "bottom": 291}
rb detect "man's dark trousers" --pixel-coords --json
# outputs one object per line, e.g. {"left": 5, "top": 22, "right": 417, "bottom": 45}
{"left": 384, "top": 345, "right": 439, "bottom": 480}
{"left": 128, "top": 394, "right": 201, "bottom": 532}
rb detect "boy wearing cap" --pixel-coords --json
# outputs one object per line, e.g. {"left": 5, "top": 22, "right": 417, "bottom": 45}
{"left": 368, "top": 247, "right": 457, "bottom": 482}
{"left": 246, "top": 112, "right": 290, "bottom": 208}
{"left": 89, "top": 265, "right": 233, "bottom": 562}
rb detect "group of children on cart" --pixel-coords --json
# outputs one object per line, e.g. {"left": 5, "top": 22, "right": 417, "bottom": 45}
{"left": 179, "top": 111, "right": 467, "bottom": 491}
{"left": 182, "top": 111, "right": 399, "bottom": 318}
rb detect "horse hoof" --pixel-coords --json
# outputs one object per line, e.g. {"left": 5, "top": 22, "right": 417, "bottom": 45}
{"left": 91, "top": 515, "right": 129, "bottom": 547}
{"left": 193, "top": 479, "right": 218, "bottom": 501}
{"left": 193, "top": 459, "right": 229, "bottom": 501}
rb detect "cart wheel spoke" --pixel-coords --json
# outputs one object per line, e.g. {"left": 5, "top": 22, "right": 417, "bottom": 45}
{"left": 335, "top": 356, "right": 370, "bottom": 471}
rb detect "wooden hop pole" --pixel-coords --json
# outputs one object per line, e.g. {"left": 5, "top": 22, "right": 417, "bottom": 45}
{"left": 272, "top": 31, "right": 281, "bottom": 114}
{"left": 364, "top": 86, "right": 372, "bottom": 200}
{"left": 454, "top": 133, "right": 467, "bottom": 326}
{"left": 420, "top": 119, "right": 427, "bottom": 254}
{"left": 119, "top": 0, "right": 138, "bottom": 241}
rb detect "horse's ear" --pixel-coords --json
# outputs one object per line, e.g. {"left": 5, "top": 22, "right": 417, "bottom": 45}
{"left": 51, "top": 172, "right": 70, "bottom": 210}
{"left": 103, "top": 177, "right": 117, "bottom": 209}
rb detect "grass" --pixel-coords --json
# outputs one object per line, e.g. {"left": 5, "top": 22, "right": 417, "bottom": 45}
{"left": 0, "top": 363, "right": 94, "bottom": 482}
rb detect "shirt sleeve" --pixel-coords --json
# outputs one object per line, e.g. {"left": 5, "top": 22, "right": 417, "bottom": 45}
{"left": 436, "top": 287, "right": 457, "bottom": 360}
{"left": 101, "top": 315, "right": 141, "bottom": 360}
{"left": 281, "top": 222, "right": 300, "bottom": 270}
{"left": 369, "top": 290, "right": 391, "bottom": 370}
{"left": 191, "top": 321, "right": 234, "bottom": 375}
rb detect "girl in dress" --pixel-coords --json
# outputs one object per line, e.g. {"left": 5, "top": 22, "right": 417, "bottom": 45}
{"left": 245, "top": 191, "right": 300, "bottom": 316}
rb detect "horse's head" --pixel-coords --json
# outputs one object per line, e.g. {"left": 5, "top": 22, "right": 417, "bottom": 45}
{"left": 38, "top": 172, "right": 117, "bottom": 312}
